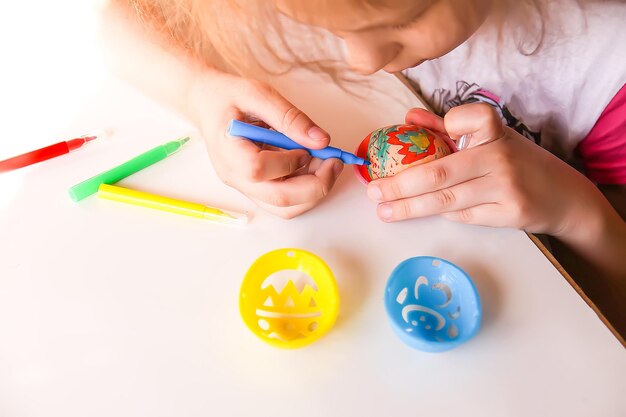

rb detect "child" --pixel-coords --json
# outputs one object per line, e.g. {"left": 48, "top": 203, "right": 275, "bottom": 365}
{"left": 104, "top": 0, "right": 625, "bottom": 335}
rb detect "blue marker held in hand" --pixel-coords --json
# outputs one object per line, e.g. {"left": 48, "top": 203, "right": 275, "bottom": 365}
{"left": 228, "top": 120, "right": 370, "bottom": 166}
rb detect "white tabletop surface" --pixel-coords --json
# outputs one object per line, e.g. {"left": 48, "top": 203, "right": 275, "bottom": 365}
{"left": 1, "top": 2, "right": 625, "bottom": 416}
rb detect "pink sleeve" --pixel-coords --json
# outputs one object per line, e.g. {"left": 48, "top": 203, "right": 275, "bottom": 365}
{"left": 577, "top": 83, "right": 626, "bottom": 184}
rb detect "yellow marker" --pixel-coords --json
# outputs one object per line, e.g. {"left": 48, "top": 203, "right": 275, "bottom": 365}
{"left": 97, "top": 184, "right": 248, "bottom": 225}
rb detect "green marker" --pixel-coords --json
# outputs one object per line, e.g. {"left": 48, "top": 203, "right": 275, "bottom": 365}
{"left": 69, "top": 137, "right": 190, "bottom": 201}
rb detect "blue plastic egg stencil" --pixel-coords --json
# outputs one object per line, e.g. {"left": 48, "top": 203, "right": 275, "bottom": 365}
{"left": 384, "top": 257, "right": 481, "bottom": 352}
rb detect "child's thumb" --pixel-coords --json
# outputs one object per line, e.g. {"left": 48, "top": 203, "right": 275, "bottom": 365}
{"left": 443, "top": 103, "right": 506, "bottom": 149}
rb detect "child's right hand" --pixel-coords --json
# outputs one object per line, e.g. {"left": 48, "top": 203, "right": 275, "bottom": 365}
{"left": 189, "top": 71, "right": 344, "bottom": 219}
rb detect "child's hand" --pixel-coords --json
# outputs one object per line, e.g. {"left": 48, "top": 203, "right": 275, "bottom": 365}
{"left": 190, "top": 72, "right": 344, "bottom": 219}
{"left": 366, "top": 104, "right": 612, "bottom": 239}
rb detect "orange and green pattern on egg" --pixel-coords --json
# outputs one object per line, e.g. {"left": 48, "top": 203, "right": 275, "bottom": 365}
{"left": 366, "top": 125, "right": 452, "bottom": 180}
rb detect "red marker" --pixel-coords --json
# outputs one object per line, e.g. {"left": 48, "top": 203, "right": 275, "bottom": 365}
{"left": 0, "top": 134, "right": 98, "bottom": 173}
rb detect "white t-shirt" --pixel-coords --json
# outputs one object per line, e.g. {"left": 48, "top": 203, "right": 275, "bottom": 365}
{"left": 403, "top": 0, "right": 626, "bottom": 161}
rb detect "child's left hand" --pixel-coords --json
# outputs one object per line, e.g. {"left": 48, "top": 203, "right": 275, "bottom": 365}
{"left": 366, "top": 104, "right": 613, "bottom": 240}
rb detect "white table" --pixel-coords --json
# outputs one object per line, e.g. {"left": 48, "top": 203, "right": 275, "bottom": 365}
{"left": 1, "top": 2, "right": 624, "bottom": 416}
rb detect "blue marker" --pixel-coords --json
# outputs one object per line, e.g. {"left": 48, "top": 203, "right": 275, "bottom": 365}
{"left": 228, "top": 120, "right": 370, "bottom": 166}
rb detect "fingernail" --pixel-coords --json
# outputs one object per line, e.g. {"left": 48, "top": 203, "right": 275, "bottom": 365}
{"left": 457, "top": 134, "right": 471, "bottom": 150}
{"left": 333, "top": 160, "right": 344, "bottom": 176}
{"left": 379, "top": 203, "right": 392, "bottom": 220}
{"left": 367, "top": 184, "right": 383, "bottom": 201}
{"left": 308, "top": 126, "right": 329, "bottom": 141}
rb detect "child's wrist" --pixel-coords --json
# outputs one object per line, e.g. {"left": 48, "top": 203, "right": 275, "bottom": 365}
{"left": 558, "top": 204, "right": 626, "bottom": 279}
{"left": 554, "top": 190, "right": 621, "bottom": 250}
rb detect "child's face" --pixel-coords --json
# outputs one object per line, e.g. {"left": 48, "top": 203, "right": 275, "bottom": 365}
{"left": 275, "top": 0, "right": 492, "bottom": 74}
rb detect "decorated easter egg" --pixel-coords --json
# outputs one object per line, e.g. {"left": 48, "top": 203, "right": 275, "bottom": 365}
{"left": 355, "top": 124, "right": 453, "bottom": 183}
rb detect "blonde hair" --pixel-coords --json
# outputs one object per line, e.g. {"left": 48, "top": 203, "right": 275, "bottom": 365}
{"left": 125, "top": 0, "right": 342, "bottom": 79}
{"left": 123, "top": 0, "right": 580, "bottom": 79}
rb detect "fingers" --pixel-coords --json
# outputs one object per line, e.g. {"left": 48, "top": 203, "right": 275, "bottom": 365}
{"left": 405, "top": 108, "right": 446, "bottom": 133}
{"left": 375, "top": 177, "right": 498, "bottom": 222}
{"left": 255, "top": 149, "right": 311, "bottom": 180}
{"left": 443, "top": 103, "right": 505, "bottom": 148}
{"left": 229, "top": 138, "right": 312, "bottom": 182}
{"left": 367, "top": 150, "right": 488, "bottom": 203}
{"left": 405, "top": 104, "right": 506, "bottom": 150}
{"left": 234, "top": 81, "right": 330, "bottom": 149}
{"left": 440, "top": 204, "right": 510, "bottom": 227}
{"left": 250, "top": 160, "right": 344, "bottom": 219}
{"left": 241, "top": 159, "right": 343, "bottom": 208}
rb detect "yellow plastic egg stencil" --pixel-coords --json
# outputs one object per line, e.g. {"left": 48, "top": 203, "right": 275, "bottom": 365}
{"left": 239, "top": 249, "right": 339, "bottom": 349}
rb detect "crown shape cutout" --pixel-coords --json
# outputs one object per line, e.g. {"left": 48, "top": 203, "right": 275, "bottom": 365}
{"left": 256, "top": 280, "right": 321, "bottom": 317}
